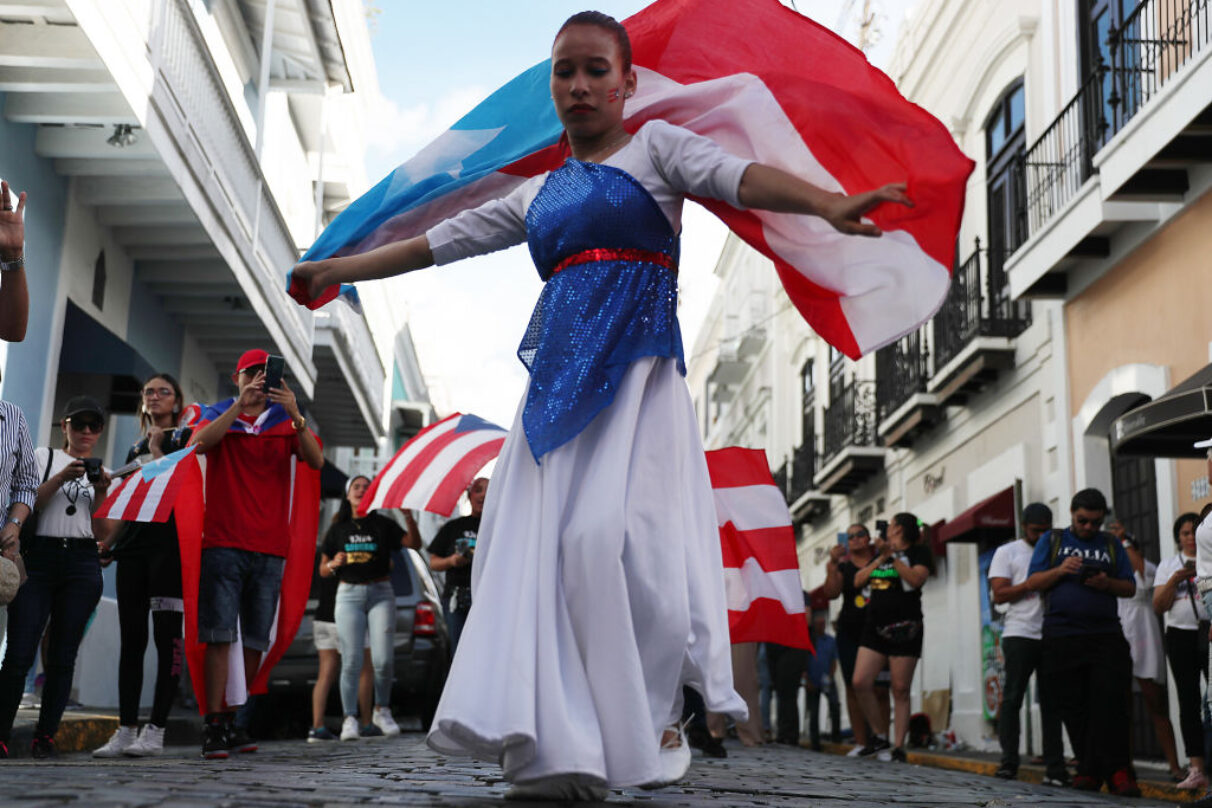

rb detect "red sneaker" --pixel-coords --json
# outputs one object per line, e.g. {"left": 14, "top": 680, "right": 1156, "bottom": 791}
{"left": 1072, "top": 774, "right": 1102, "bottom": 791}
{"left": 1108, "top": 770, "right": 1141, "bottom": 797}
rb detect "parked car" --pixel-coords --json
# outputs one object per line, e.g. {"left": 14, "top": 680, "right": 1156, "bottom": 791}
{"left": 268, "top": 546, "right": 451, "bottom": 727}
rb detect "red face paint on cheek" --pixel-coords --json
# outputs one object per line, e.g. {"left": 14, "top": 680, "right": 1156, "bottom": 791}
{"left": 608, "top": 88, "right": 620, "bottom": 102}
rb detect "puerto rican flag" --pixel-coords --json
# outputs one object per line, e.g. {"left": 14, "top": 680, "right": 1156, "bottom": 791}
{"left": 292, "top": 0, "right": 971, "bottom": 359}
{"left": 95, "top": 446, "right": 198, "bottom": 523}
{"left": 706, "top": 447, "right": 812, "bottom": 650}
{"left": 360, "top": 413, "right": 506, "bottom": 517}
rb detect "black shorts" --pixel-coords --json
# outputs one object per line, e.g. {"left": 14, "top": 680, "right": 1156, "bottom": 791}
{"left": 859, "top": 618, "right": 923, "bottom": 658}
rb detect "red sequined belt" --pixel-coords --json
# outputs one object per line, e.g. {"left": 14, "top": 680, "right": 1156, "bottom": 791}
{"left": 550, "top": 248, "right": 677, "bottom": 277}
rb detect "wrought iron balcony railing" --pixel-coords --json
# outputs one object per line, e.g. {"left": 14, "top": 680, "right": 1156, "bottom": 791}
{"left": 821, "top": 380, "right": 878, "bottom": 466}
{"left": 772, "top": 461, "right": 789, "bottom": 501}
{"left": 932, "top": 238, "right": 1032, "bottom": 371}
{"left": 1019, "top": 0, "right": 1210, "bottom": 245}
{"left": 875, "top": 329, "right": 930, "bottom": 423}
{"left": 789, "top": 438, "right": 816, "bottom": 503}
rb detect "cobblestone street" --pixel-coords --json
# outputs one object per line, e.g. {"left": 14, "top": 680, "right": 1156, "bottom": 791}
{"left": 0, "top": 734, "right": 1174, "bottom": 807}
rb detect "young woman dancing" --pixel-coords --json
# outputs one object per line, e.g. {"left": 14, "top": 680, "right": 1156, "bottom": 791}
{"left": 293, "top": 11, "right": 910, "bottom": 801}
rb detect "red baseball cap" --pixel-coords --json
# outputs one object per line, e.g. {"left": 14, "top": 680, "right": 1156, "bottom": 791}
{"left": 235, "top": 349, "right": 269, "bottom": 374}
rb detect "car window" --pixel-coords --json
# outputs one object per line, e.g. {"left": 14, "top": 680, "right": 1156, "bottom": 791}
{"left": 389, "top": 549, "right": 415, "bottom": 597}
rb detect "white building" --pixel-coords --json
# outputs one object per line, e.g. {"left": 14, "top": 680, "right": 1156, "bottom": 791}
{"left": 0, "top": 0, "right": 391, "bottom": 708}
{"left": 690, "top": 0, "right": 1212, "bottom": 761}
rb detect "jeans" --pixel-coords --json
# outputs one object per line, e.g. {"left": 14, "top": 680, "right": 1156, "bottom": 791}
{"left": 0, "top": 539, "right": 102, "bottom": 741}
{"left": 805, "top": 685, "right": 841, "bottom": 748}
{"left": 445, "top": 586, "right": 470, "bottom": 652}
{"left": 765, "top": 643, "right": 809, "bottom": 744}
{"left": 197, "top": 547, "right": 284, "bottom": 650}
{"left": 1040, "top": 632, "right": 1132, "bottom": 780}
{"left": 334, "top": 580, "right": 395, "bottom": 716}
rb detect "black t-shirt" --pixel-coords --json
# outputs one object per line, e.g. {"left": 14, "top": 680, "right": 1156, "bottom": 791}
{"left": 321, "top": 511, "right": 405, "bottom": 584}
{"left": 313, "top": 550, "right": 338, "bottom": 623}
{"left": 865, "top": 544, "right": 933, "bottom": 626}
{"left": 836, "top": 559, "right": 872, "bottom": 637}
{"left": 111, "top": 427, "right": 193, "bottom": 557}
{"left": 430, "top": 515, "right": 480, "bottom": 591}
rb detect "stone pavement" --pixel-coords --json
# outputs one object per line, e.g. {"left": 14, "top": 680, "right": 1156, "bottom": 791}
{"left": 0, "top": 733, "right": 1177, "bottom": 807}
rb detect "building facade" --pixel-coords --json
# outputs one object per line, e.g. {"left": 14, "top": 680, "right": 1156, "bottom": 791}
{"left": 688, "top": 0, "right": 1211, "bottom": 753}
{"left": 0, "top": 0, "right": 393, "bottom": 708}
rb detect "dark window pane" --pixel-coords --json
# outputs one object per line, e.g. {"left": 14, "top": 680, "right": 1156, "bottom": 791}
{"left": 1009, "top": 86, "right": 1024, "bottom": 134}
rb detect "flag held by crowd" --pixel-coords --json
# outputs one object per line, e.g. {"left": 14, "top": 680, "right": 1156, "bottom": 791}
{"left": 96, "top": 446, "right": 198, "bottom": 523}
{"left": 360, "top": 413, "right": 507, "bottom": 517}
{"left": 706, "top": 447, "right": 812, "bottom": 650}
{"left": 291, "top": 0, "right": 972, "bottom": 359}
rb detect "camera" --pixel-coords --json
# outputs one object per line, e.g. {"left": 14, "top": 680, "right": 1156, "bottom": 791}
{"left": 454, "top": 536, "right": 477, "bottom": 558}
{"left": 81, "top": 457, "right": 103, "bottom": 483}
{"left": 1185, "top": 559, "right": 1197, "bottom": 572}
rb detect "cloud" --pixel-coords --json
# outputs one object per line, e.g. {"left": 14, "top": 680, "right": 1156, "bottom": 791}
{"left": 363, "top": 86, "right": 491, "bottom": 180}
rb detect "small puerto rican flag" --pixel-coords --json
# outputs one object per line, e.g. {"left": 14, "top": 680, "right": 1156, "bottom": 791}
{"left": 96, "top": 446, "right": 198, "bottom": 523}
{"left": 360, "top": 413, "right": 506, "bottom": 517}
{"left": 706, "top": 447, "right": 812, "bottom": 650}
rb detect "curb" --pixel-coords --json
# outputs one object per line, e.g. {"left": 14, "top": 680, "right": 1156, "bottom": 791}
{"left": 8, "top": 711, "right": 118, "bottom": 758}
{"left": 816, "top": 742, "right": 1201, "bottom": 804}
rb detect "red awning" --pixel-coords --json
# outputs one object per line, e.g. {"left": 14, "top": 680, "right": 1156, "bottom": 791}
{"left": 935, "top": 486, "right": 1016, "bottom": 544}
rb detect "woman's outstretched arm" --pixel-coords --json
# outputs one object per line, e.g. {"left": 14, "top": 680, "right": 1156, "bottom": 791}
{"left": 293, "top": 234, "right": 435, "bottom": 300}
{"left": 737, "top": 164, "right": 913, "bottom": 237}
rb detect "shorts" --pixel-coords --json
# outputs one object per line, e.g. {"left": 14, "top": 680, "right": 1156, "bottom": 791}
{"left": 860, "top": 618, "right": 924, "bottom": 659}
{"left": 313, "top": 620, "right": 370, "bottom": 652}
{"left": 197, "top": 546, "right": 284, "bottom": 651}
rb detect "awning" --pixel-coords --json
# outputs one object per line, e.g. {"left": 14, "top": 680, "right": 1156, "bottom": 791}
{"left": 1111, "top": 365, "right": 1212, "bottom": 458}
{"left": 935, "top": 486, "right": 1015, "bottom": 545}
{"left": 58, "top": 301, "right": 155, "bottom": 382}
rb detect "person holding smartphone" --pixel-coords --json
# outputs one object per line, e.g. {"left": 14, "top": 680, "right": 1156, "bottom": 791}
{"left": 850, "top": 513, "right": 933, "bottom": 761}
{"left": 190, "top": 349, "right": 324, "bottom": 759}
{"left": 0, "top": 396, "right": 111, "bottom": 758}
{"left": 1153, "top": 512, "right": 1207, "bottom": 789}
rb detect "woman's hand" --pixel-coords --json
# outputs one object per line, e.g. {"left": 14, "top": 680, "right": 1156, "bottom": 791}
{"left": 292, "top": 260, "right": 330, "bottom": 301}
{"left": 147, "top": 425, "right": 166, "bottom": 457}
{"left": 57, "top": 459, "right": 86, "bottom": 484}
{"left": 330, "top": 551, "right": 347, "bottom": 569}
{"left": 822, "top": 183, "right": 913, "bottom": 237}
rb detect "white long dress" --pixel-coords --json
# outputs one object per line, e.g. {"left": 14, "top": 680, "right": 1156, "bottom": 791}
{"left": 424, "top": 122, "right": 751, "bottom": 787}
{"left": 1119, "top": 560, "right": 1165, "bottom": 682}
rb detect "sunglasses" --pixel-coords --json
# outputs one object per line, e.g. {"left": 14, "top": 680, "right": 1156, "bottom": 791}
{"left": 142, "top": 386, "right": 174, "bottom": 399}
{"left": 239, "top": 365, "right": 265, "bottom": 377}
{"left": 846, "top": 531, "right": 868, "bottom": 539}
{"left": 68, "top": 417, "right": 104, "bottom": 433}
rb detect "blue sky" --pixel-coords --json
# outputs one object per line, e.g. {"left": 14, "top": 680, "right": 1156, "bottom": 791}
{"left": 360, "top": 0, "right": 914, "bottom": 425}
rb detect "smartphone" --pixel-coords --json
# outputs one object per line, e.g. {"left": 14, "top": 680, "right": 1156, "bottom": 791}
{"left": 875, "top": 519, "right": 888, "bottom": 539}
{"left": 263, "top": 354, "right": 285, "bottom": 393}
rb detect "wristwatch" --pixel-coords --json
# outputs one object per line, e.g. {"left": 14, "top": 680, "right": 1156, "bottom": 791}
{"left": 292, "top": 416, "right": 306, "bottom": 432}
{"left": 0, "top": 256, "right": 24, "bottom": 273}
{"left": 7, "top": 516, "right": 21, "bottom": 526}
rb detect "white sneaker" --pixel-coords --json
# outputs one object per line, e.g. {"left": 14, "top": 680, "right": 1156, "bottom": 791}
{"left": 505, "top": 774, "right": 609, "bottom": 802}
{"left": 846, "top": 744, "right": 865, "bottom": 757}
{"left": 340, "top": 715, "right": 359, "bottom": 741}
{"left": 1177, "top": 765, "right": 1209, "bottom": 790}
{"left": 93, "top": 725, "right": 138, "bottom": 758}
{"left": 124, "top": 723, "right": 165, "bottom": 757}
{"left": 641, "top": 722, "right": 692, "bottom": 790}
{"left": 372, "top": 706, "right": 401, "bottom": 737}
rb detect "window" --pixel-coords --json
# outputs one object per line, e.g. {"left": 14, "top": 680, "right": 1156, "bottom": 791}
{"left": 828, "top": 346, "right": 845, "bottom": 404}
{"left": 800, "top": 359, "right": 815, "bottom": 444}
{"left": 985, "top": 80, "right": 1027, "bottom": 290}
{"left": 92, "top": 250, "right": 106, "bottom": 310}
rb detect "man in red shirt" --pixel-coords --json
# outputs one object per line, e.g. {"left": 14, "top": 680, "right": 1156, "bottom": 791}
{"left": 191, "top": 349, "right": 324, "bottom": 759}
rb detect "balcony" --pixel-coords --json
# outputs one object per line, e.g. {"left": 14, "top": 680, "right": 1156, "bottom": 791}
{"left": 875, "top": 328, "right": 942, "bottom": 448}
{"left": 787, "top": 438, "right": 829, "bottom": 522}
{"left": 1008, "top": 0, "right": 1212, "bottom": 298}
{"left": 815, "top": 380, "right": 885, "bottom": 495}
{"left": 310, "top": 303, "right": 386, "bottom": 447}
{"left": 928, "top": 239, "right": 1031, "bottom": 404}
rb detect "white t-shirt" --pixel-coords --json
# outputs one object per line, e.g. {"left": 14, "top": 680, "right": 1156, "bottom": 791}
{"left": 33, "top": 448, "right": 107, "bottom": 539}
{"left": 426, "top": 120, "right": 753, "bottom": 265}
{"left": 1197, "top": 512, "right": 1212, "bottom": 579}
{"left": 987, "top": 538, "right": 1043, "bottom": 640}
{"left": 1154, "top": 552, "right": 1207, "bottom": 630}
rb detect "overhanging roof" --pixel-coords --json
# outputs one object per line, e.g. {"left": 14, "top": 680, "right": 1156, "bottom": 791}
{"left": 936, "top": 486, "right": 1015, "bottom": 544}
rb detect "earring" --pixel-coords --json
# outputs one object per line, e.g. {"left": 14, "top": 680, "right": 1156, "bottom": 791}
{"left": 624, "top": 91, "right": 633, "bottom": 98}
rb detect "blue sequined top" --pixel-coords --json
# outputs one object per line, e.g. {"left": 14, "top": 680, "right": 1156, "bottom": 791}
{"left": 520, "top": 159, "right": 683, "bottom": 461}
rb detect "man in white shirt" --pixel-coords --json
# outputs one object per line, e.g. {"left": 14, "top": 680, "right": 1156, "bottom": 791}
{"left": 988, "top": 503, "right": 1063, "bottom": 783}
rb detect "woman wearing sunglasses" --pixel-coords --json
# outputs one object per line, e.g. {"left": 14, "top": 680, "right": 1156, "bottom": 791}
{"left": 93, "top": 374, "right": 193, "bottom": 758}
{"left": 0, "top": 396, "right": 111, "bottom": 758}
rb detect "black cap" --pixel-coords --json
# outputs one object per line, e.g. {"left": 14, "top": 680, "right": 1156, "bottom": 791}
{"left": 62, "top": 395, "right": 104, "bottom": 420}
{"left": 1022, "top": 502, "right": 1052, "bottom": 526}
